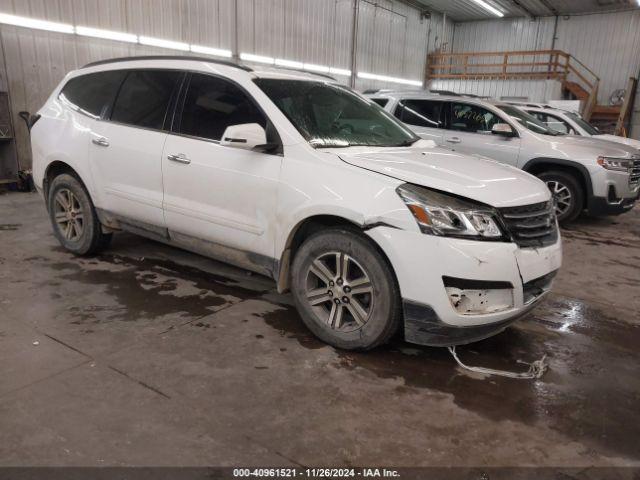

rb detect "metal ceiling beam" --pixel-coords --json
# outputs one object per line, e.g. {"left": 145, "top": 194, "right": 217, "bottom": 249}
{"left": 507, "top": 0, "right": 538, "bottom": 18}
{"left": 536, "top": 0, "right": 560, "bottom": 15}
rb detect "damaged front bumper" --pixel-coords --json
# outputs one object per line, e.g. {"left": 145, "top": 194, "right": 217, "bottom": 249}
{"left": 366, "top": 227, "right": 562, "bottom": 347}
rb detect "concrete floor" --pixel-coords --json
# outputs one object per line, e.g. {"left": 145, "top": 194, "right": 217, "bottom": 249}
{"left": 0, "top": 191, "right": 639, "bottom": 468}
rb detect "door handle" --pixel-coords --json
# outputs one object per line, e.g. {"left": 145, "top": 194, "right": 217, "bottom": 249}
{"left": 446, "top": 137, "right": 461, "bottom": 144}
{"left": 92, "top": 137, "right": 109, "bottom": 147}
{"left": 167, "top": 153, "right": 191, "bottom": 164}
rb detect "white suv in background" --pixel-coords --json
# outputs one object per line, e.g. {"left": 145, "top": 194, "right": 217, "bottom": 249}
{"left": 368, "top": 91, "right": 640, "bottom": 223}
{"left": 515, "top": 103, "right": 640, "bottom": 150}
{"left": 30, "top": 56, "right": 561, "bottom": 350}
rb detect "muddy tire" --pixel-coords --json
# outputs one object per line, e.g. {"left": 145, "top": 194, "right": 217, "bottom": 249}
{"left": 536, "top": 170, "right": 584, "bottom": 224}
{"left": 291, "top": 228, "right": 401, "bottom": 350}
{"left": 47, "top": 173, "right": 112, "bottom": 255}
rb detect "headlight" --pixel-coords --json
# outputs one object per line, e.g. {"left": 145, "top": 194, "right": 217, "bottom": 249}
{"left": 396, "top": 184, "right": 504, "bottom": 239}
{"left": 597, "top": 156, "right": 633, "bottom": 173}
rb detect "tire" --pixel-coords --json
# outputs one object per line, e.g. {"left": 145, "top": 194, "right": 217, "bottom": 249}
{"left": 536, "top": 170, "right": 584, "bottom": 224}
{"left": 47, "top": 173, "right": 112, "bottom": 255}
{"left": 290, "top": 227, "right": 401, "bottom": 350}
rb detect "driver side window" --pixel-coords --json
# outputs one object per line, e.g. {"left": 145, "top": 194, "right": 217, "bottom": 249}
{"left": 450, "top": 102, "right": 501, "bottom": 134}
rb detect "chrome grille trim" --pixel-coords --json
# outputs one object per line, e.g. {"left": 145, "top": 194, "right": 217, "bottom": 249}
{"left": 630, "top": 157, "right": 640, "bottom": 186}
{"left": 499, "top": 200, "right": 558, "bottom": 248}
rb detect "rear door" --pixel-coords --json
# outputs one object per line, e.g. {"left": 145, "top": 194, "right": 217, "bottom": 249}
{"left": 393, "top": 98, "right": 446, "bottom": 144}
{"left": 443, "top": 101, "right": 521, "bottom": 166}
{"left": 89, "top": 69, "right": 183, "bottom": 229}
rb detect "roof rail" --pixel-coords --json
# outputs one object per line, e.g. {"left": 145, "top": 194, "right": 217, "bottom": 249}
{"left": 257, "top": 66, "right": 337, "bottom": 81}
{"left": 82, "top": 55, "right": 253, "bottom": 72}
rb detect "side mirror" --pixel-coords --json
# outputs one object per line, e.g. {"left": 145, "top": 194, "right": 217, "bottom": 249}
{"left": 220, "top": 123, "right": 269, "bottom": 151}
{"left": 18, "top": 111, "right": 40, "bottom": 131}
{"left": 491, "top": 123, "right": 515, "bottom": 137}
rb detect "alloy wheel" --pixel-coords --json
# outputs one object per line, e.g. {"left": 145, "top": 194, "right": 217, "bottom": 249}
{"left": 305, "top": 251, "right": 374, "bottom": 332}
{"left": 53, "top": 188, "right": 84, "bottom": 242}
{"left": 546, "top": 180, "right": 573, "bottom": 218}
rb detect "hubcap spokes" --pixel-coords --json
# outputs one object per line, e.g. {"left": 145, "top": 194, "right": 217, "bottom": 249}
{"left": 546, "top": 181, "right": 572, "bottom": 217}
{"left": 54, "top": 189, "right": 84, "bottom": 241}
{"left": 305, "top": 252, "right": 374, "bottom": 332}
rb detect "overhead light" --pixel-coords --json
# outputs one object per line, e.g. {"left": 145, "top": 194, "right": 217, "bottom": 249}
{"left": 0, "top": 12, "right": 74, "bottom": 33}
{"left": 139, "top": 35, "right": 189, "bottom": 51}
{"left": 304, "top": 63, "right": 330, "bottom": 73}
{"left": 240, "top": 53, "right": 275, "bottom": 65}
{"left": 329, "top": 67, "right": 352, "bottom": 76}
{"left": 357, "top": 71, "right": 422, "bottom": 87}
{"left": 275, "top": 58, "right": 304, "bottom": 69}
{"left": 468, "top": 0, "right": 504, "bottom": 17}
{"left": 190, "top": 44, "right": 232, "bottom": 58}
{"left": 76, "top": 26, "right": 137, "bottom": 43}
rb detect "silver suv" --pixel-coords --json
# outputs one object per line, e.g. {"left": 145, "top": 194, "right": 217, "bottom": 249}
{"left": 367, "top": 91, "right": 640, "bottom": 223}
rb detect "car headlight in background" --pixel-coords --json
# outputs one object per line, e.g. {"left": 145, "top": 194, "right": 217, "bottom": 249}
{"left": 597, "top": 156, "right": 634, "bottom": 173}
{"left": 396, "top": 184, "right": 504, "bottom": 239}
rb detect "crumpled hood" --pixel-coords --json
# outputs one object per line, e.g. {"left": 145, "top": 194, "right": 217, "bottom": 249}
{"left": 336, "top": 143, "right": 550, "bottom": 208}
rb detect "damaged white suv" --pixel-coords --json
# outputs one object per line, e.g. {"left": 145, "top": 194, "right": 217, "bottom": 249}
{"left": 31, "top": 56, "right": 561, "bottom": 350}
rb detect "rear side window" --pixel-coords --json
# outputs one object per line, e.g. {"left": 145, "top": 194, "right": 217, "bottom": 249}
{"left": 59, "top": 71, "right": 126, "bottom": 118}
{"left": 178, "top": 73, "right": 266, "bottom": 141}
{"left": 395, "top": 99, "right": 443, "bottom": 128}
{"left": 111, "top": 70, "right": 182, "bottom": 130}
{"left": 371, "top": 98, "right": 389, "bottom": 108}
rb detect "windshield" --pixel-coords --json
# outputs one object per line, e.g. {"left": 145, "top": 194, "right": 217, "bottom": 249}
{"left": 254, "top": 79, "right": 419, "bottom": 147}
{"left": 497, "top": 105, "right": 558, "bottom": 135}
{"left": 566, "top": 111, "right": 601, "bottom": 135}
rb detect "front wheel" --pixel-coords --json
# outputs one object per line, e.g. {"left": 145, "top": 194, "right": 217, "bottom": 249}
{"left": 536, "top": 170, "right": 584, "bottom": 224}
{"left": 290, "top": 228, "right": 401, "bottom": 350}
{"left": 48, "top": 173, "right": 112, "bottom": 255}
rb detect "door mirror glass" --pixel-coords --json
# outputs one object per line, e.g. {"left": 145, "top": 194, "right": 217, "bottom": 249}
{"left": 220, "top": 123, "right": 267, "bottom": 150}
{"left": 491, "top": 123, "right": 515, "bottom": 136}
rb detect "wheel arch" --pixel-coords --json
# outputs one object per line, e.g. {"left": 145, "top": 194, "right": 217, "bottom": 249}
{"left": 522, "top": 158, "right": 593, "bottom": 205}
{"left": 43, "top": 161, "right": 88, "bottom": 207}
{"left": 275, "top": 213, "right": 397, "bottom": 293}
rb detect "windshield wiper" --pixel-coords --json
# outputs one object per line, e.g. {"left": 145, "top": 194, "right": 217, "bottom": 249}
{"left": 394, "top": 138, "right": 419, "bottom": 147}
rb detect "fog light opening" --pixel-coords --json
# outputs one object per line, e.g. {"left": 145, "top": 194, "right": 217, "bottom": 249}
{"left": 446, "top": 286, "right": 514, "bottom": 315}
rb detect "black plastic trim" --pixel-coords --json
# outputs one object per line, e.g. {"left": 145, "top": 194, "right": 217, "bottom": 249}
{"left": 442, "top": 276, "right": 513, "bottom": 290}
{"left": 522, "top": 157, "right": 594, "bottom": 199}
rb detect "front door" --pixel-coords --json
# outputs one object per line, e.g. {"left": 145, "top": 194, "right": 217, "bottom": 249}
{"left": 161, "top": 73, "right": 282, "bottom": 271}
{"left": 444, "top": 101, "right": 521, "bottom": 167}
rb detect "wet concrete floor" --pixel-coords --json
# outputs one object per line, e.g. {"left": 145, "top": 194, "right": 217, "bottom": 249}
{"left": 1, "top": 192, "right": 639, "bottom": 467}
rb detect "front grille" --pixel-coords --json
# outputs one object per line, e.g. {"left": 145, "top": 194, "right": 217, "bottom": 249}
{"left": 499, "top": 200, "right": 558, "bottom": 248}
{"left": 630, "top": 156, "right": 640, "bottom": 186}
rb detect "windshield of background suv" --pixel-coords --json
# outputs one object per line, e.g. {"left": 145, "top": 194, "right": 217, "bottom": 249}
{"left": 254, "top": 79, "right": 419, "bottom": 147}
{"left": 497, "top": 105, "right": 558, "bottom": 135}
{"left": 565, "top": 111, "right": 601, "bottom": 135}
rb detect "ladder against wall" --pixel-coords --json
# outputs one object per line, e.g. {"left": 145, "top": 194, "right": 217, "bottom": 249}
{"left": 427, "top": 50, "right": 637, "bottom": 136}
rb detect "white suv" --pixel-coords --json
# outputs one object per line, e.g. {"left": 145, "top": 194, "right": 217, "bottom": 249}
{"left": 514, "top": 103, "right": 640, "bottom": 151}
{"left": 368, "top": 91, "right": 640, "bottom": 223}
{"left": 31, "top": 56, "right": 561, "bottom": 350}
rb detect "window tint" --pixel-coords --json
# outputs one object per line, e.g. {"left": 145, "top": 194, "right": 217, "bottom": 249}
{"left": 111, "top": 70, "right": 181, "bottom": 130}
{"left": 530, "top": 112, "right": 571, "bottom": 134}
{"left": 371, "top": 98, "right": 389, "bottom": 108}
{"left": 450, "top": 102, "right": 501, "bottom": 133}
{"left": 395, "top": 99, "right": 443, "bottom": 128}
{"left": 179, "top": 74, "right": 266, "bottom": 141}
{"left": 59, "top": 71, "right": 126, "bottom": 118}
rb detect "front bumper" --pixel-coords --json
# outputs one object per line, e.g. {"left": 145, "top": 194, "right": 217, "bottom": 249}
{"left": 366, "top": 227, "right": 562, "bottom": 347}
{"left": 588, "top": 166, "right": 640, "bottom": 216}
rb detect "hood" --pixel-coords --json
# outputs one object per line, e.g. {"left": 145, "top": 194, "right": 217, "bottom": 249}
{"left": 336, "top": 142, "right": 550, "bottom": 208}
{"left": 537, "top": 133, "right": 639, "bottom": 158}
{"left": 595, "top": 134, "right": 640, "bottom": 151}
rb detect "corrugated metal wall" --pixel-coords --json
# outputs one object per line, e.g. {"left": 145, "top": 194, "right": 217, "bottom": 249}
{"left": 0, "top": 0, "right": 453, "bottom": 171}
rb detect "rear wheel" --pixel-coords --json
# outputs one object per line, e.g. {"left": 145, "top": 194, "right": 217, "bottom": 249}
{"left": 291, "top": 228, "right": 401, "bottom": 350}
{"left": 48, "top": 173, "right": 112, "bottom": 255}
{"left": 536, "top": 170, "right": 583, "bottom": 224}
